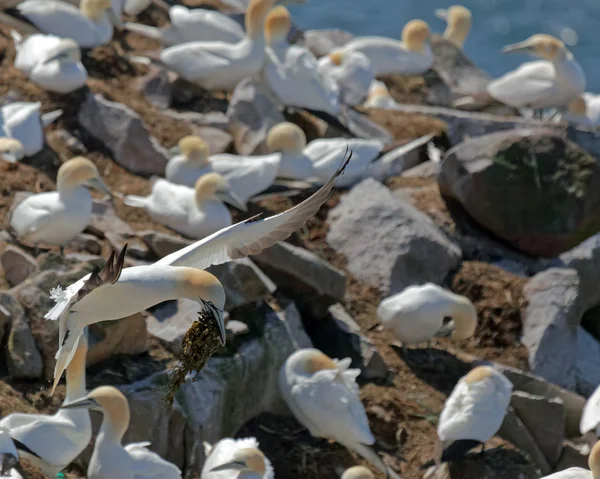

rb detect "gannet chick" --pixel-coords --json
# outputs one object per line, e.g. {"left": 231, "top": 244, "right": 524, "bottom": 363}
{"left": 540, "top": 440, "right": 600, "bottom": 478}
{"left": 13, "top": 32, "right": 87, "bottom": 94}
{"left": 0, "top": 138, "right": 25, "bottom": 163}
{"left": 10, "top": 157, "right": 112, "bottom": 248}
{"left": 124, "top": 5, "right": 244, "bottom": 46}
{"left": 317, "top": 50, "right": 375, "bottom": 107}
{"left": 377, "top": 283, "right": 477, "bottom": 353}
{"left": 165, "top": 135, "right": 213, "bottom": 187}
{"left": 363, "top": 81, "right": 400, "bottom": 110}
{"left": 340, "top": 20, "right": 434, "bottom": 76}
{"left": 62, "top": 386, "right": 182, "bottom": 479}
{"left": 124, "top": 175, "right": 246, "bottom": 239}
{"left": 15, "top": 0, "right": 121, "bottom": 48}
{"left": 279, "top": 349, "right": 401, "bottom": 479}
{"left": 262, "top": 6, "right": 340, "bottom": 116}
{"left": 160, "top": 0, "right": 304, "bottom": 91}
{"left": 435, "top": 5, "right": 472, "bottom": 48}
{"left": 426, "top": 366, "right": 512, "bottom": 469}
{"left": 342, "top": 466, "right": 375, "bottom": 479}
{"left": 565, "top": 94, "right": 600, "bottom": 127}
{"left": 0, "top": 333, "right": 92, "bottom": 477}
{"left": 202, "top": 438, "right": 273, "bottom": 478}
{"left": 266, "top": 122, "right": 314, "bottom": 180}
{"left": 46, "top": 152, "right": 351, "bottom": 392}
{"left": 0, "top": 102, "right": 62, "bottom": 157}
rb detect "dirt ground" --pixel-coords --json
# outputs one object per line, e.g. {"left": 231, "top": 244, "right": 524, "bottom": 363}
{"left": 0, "top": 4, "right": 535, "bottom": 479}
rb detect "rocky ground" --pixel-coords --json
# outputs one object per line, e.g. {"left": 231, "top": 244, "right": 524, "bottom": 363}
{"left": 1, "top": 3, "right": 600, "bottom": 479}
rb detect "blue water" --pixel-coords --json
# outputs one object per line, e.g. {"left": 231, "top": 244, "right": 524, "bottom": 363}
{"left": 289, "top": 0, "right": 600, "bottom": 92}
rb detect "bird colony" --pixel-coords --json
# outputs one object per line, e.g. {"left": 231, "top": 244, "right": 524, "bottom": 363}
{"left": 1, "top": 1, "right": 600, "bottom": 479}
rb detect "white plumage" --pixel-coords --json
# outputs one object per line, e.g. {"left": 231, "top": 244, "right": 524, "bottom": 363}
{"left": 564, "top": 93, "right": 600, "bottom": 127}
{"left": 202, "top": 438, "right": 273, "bottom": 479}
{"left": 364, "top": 80, "right": 401, "bottom": 110}
{"left": 581, "top": 384, "right": 600, "bottom": 436}
{"left": 317, "top": 50, "right": 375, "bottom": 107}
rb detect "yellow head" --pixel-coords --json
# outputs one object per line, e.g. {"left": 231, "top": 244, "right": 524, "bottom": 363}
{"left": 589, "top": 440, "right": 600, "bottom": 479}
{"left": 81, "top": 0, "right": 113, "bottom": 20}
{"left": 266, "top": 122, "right": 306, "bottom": 154}
{"left": 568, "top": 96, "right": 587, "bottom": 116}
{"left": 0, "top": 137, "right": 24, "bottom": 163}
{"left": 503, "top": 34, "right": 567, "bottom": 61}
{"left": 465, "top": 366, "right": 493, "bottom": 385}
{"left": 342, "top": 466, "right": 375, "bottom": 479}
{"left": 436, "top": 5, "right": 472, "bottom": 48}
{"left": 329, "top": 50, "right": 344, "bottom": 66}
{"left": 179, "top": 135, "right": 210, "bottom": 165}
{"left": 402, "top": 20, "right": 431, "bottom": 53}
{"left": 194, "top": 173, "right": 247, "bottom": 211}
{"left": 56, "top": 157, "right": 111, "bottom": 196}
{"left": 265, "top": 6, "right": 291, "bottom": 45}
{"left": 211, "top": 448, "right": 267, "bottom": 474}
{"left": 304, "top": 350, "right": 338, "bottom": 374}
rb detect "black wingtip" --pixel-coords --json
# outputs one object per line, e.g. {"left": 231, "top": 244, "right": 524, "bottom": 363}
{"left": 334, "top": 147, "right": 352, "bottom": 180}
{"left": 420, "top": 439, "right": 482, "bottom": 469}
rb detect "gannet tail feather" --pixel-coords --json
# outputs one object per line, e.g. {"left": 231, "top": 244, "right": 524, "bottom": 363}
{"left": 420, "top": 439, "right": 482, "bottom": 469}
{"left": 350, "top": 443, "right": 401, "bottom": 479}
{"left": 123, "top": 195, "right": 149, "bottom": 208}
{"left": 41, "top": 109, "right": 63, "bottom": 127}
{"left": 123, "top": 22, "right": 164, "bottom": 41}
{"left": 52, "top": 328, "right": 83, "bottom": 395}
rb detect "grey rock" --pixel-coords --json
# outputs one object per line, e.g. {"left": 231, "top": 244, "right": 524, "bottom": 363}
{"left": 37, "top": 251, "right": 78, "bottom": 272}
{"left": 146, "top": 299, "right": 198, "bottom": 355}
{"left": 70, "top": 234, "right": 103, "bottom": 255}
{"left": 87, "top": 200, "right": 134, "bottom": 238}
{"left": 510, "top": 391, "right": 565, "bottom": 466}
{"left": 78, "top": 93, "right": 170, "bottom": 176}
{"left": 0, "top": 293, "right": 21, "bottom": 355}
{"left": 342, "top": 108, "right": 394, "bottom": 144}
{"left": 0, "top": 245, "right": 37, "bottom": 286}
{"left": 5, "top": 301, "right": 43, "bottom": 379}
{"left": 226, "top": 78, "right": 285, "bottom": 155}
{"left": 137, "top": 67, "right": 173, "bottom": 109}
{"left": 253, "top": 241, "right": 346, "bottom": 318}
{"left": 327, "top": 179, "right": 461, "bottom": 296}
{"left": 302, "top": 29, "right": 354, "bottom": 58}
{"left": 402, "top": 160, "right": 439, "bottom": 178}
{"left": 140, "top": 230, "right": 191, "bottom": 258}
{"left": 207, "top": 258, "right": 277, "bottom": 311}
{"left": 576, "top": 327, "right": 600, "bottom": 397}
{"left": 87, "top": 313, "right": 148, "bottom": 366}
{"left": 555, "top": 440, "right": 590, "bottom": 471}
{"left": 163, "top": 110, "right": 230, "bottom": 131}
{"left": 560, "top": 233, "right": 600, "bottom": 310}
{"left": 190, "top": 125, "right": 233, "bottom": 154}
{"left": 522, "top": 268, "right": 584, "bottom": 392}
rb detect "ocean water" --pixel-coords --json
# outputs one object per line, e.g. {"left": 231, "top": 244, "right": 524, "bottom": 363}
{"left": 289, "top": 0, "right": 600, "bottom": 92}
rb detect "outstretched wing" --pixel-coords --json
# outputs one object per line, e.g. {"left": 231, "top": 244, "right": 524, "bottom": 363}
{"left": 156, "top": 150, "right": 351, "bottom": 270}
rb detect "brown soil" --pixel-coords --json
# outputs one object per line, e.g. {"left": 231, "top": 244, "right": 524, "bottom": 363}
{"left": 0, "top": 4, "right": 534, "bottom": 478}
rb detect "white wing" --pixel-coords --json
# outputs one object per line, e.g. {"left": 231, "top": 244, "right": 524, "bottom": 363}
{"left": 14, "top": 34, "right": 64, "bottom": 73}
{"left": 125, "top": 442, "right": 182, "bottom": 478}
{"left": 160, "top": 42, "right": 236, "bottom": 81}
{"left": 156, "top": 150, "right": 350, "bottom": 269}
{"left": 169, "top": 6, "right": 244, "bottom": 44}
{"left": 581, "top": 384, "right": 600, "bottom": 434}
{"left": 488, "top": 61, "right": 556, "bottom": 108}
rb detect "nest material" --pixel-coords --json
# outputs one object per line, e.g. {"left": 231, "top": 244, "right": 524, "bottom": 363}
{"left": 165, "top": 310, "right": 223, "bottom": 404}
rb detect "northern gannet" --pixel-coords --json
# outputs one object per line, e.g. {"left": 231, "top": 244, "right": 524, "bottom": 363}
{"left": 435, "top": 5, "right": 472, "bottom": 49}
{"left": 363, "top": 81, "right": 399, "bottom": 110}
{"left": 123, "top": 5, "right": 244, "bottom": 46}
{"left": 340, "top": 20, "right": 434, "bottom": 76}
{"left": 15, "top": 0, "right": 121, "bottom": 48}
{"left": 427, "top": 366, "right": 512, "bottom": 469}
{"left": 165, "top": 135, "right": 213, "bottom": 187}
{"left": 62, "top": 386, "right": 182, "bottom": 479}
{"left": 0, "top": 102, "right": 62, "bottom": 157}
{"left": 376, "top": 283, "right": 478, "bottom": 354}
{"left": 266, "top": 122, "right": 314, "bottom": 180}
{"left": 457, "top": 34, "right": 586, "bottom": 111}
{"left": 342, "top": 466, "right": 375, "bottom": 479}
{"left": 13, "top": 32, "right": 87, "bottom": 94}
{"left": 0, "top": 138, "right": 25, "bottom": 163}
{"left": 0, "top": 333, "right": 92, "bottom": 477}
{"left": 565, "top": 94, "right": 600, "bottom": 126}
{"left": 279, "top": 349, "right": 401, "bottom": 479}
{"left": 124, "top": 175, "right": 246, "bottom": 239}
{"left": 540, "top": 440, "right": 600, "bottom": 478}
{"left": 317, "top": 50, "right": 375, "bottom": 107}
{"left": 46, "top": 152, "right": 350, "bottom": 392}
{"left": 262, "top": 6, "right": 340, "bottom": 116}
{"left": 581, "top": 383, "right": 600, "bottom": 437}
{"left": 160, "top": 0, "right": 304, "bottom": 91}
{"left": 202, "top": 438, "right": 273, "bottom": 478}
{"left": 9, "top": 157, "right": 112, "bottom": 249}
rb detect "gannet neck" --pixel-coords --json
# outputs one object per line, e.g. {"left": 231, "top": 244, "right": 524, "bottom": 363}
{"left": 246, "top": 0, "right": 275, "bottom": 40}
{"left": 93, "top": 387, "right": 130, "bottom": 444}
{"left": 265, "top": 6, "right": 290, "bottom": 46}
{"left": 179, "top": 136, "right": 210, "bottom": 166}
{"left": 81, "top": 0, "right": 111, "bottom": 21}
{"left": 402, "top": 20, "right": 430, "bottom": 53}
{"left": 443, "top": 6, "right": 472, "bottom": 48}
{"left": 65, "top": 335, "right": 88, "bottom": 403}
{"left": 590, "top": 440, "right": 600, "bottom": 478}
{"left": 449, "top": 295, "right": 477, "bottom": 341}
{"left": 267, "top": 122, "right": 306, "bottom": 154}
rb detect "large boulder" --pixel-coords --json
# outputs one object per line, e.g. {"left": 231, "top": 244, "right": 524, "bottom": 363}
{"left": 327, "top": 179, "right": 461, "bottom": 295}
{"left": 439, "top": 129, "right": 600, "bottom": 257}
{"left": 0, "top": 245, "right": 37, "bottom": 287}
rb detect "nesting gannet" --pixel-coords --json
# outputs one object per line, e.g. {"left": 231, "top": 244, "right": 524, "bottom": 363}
{"left": 266, "top": 122, "right": 314, "bottom": 180}
{"left": 0, "top": 138, "right": 25, "bottom": 163}
{"left": 317, "top": 50, "right": 375, "bottom": 107}
{"left": 262, "top": 6, "right": 340, "bottom": 116}
{"left": 62, "top": 386, "right": 181, "bottom": 479}
{"left": 457, "top": 35, "right": 586, "bottom": 111}
{"left": 376, "top": 283, "right": 478, "bottom": 353}
{"left": 165, "top": 136, "right": 279, "bottom": 205}
{"left": 0, "top": 102, "right": 62, "bottom": 157}
{"left": 13, "top": 32, "right": 87, "bottom": 94}
{"left": 428, "top": 366, "right": 512, "bottom": 468}
{"left": 46, "top": 152, "right": 350, "bottom": 392}
{"left": 0, "top": 333, "right": 91, "bottom": 477}
{"left": 363, "top": 81, "right": 400, "bottom": 110}
{"left": 124, "top": 5, "right": 244, "bottom": 46}
{"left": 124, "top": 175, "right": 246, "bottom": 239}
{"left": 279, "top": 349, "right": 401, "bottom": 479}
{"left": 15, "top": 0, "right": 121, "bottom": 48}
{"left": 340, "top": 20, "right": 434, "bottom": 76}
{"left": 342, "top": 466, "right": 375, "bottom": 479}
{"left": 565, "top": 94, "right": 600, "bottom": 127}
{"left": 160, "top": 0, "right": 304, "bottom": 91}
{"left": 539, "top": 440, "right": 600, "bottom": 478}
{"left": 435, "top": 5, "right": 472, "bottom": 48}
{"left": 10, "top": 157, "right": 111, "bottom": 249}
{"left": 202, "top": 438, "right": 273, "bottom": 478}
